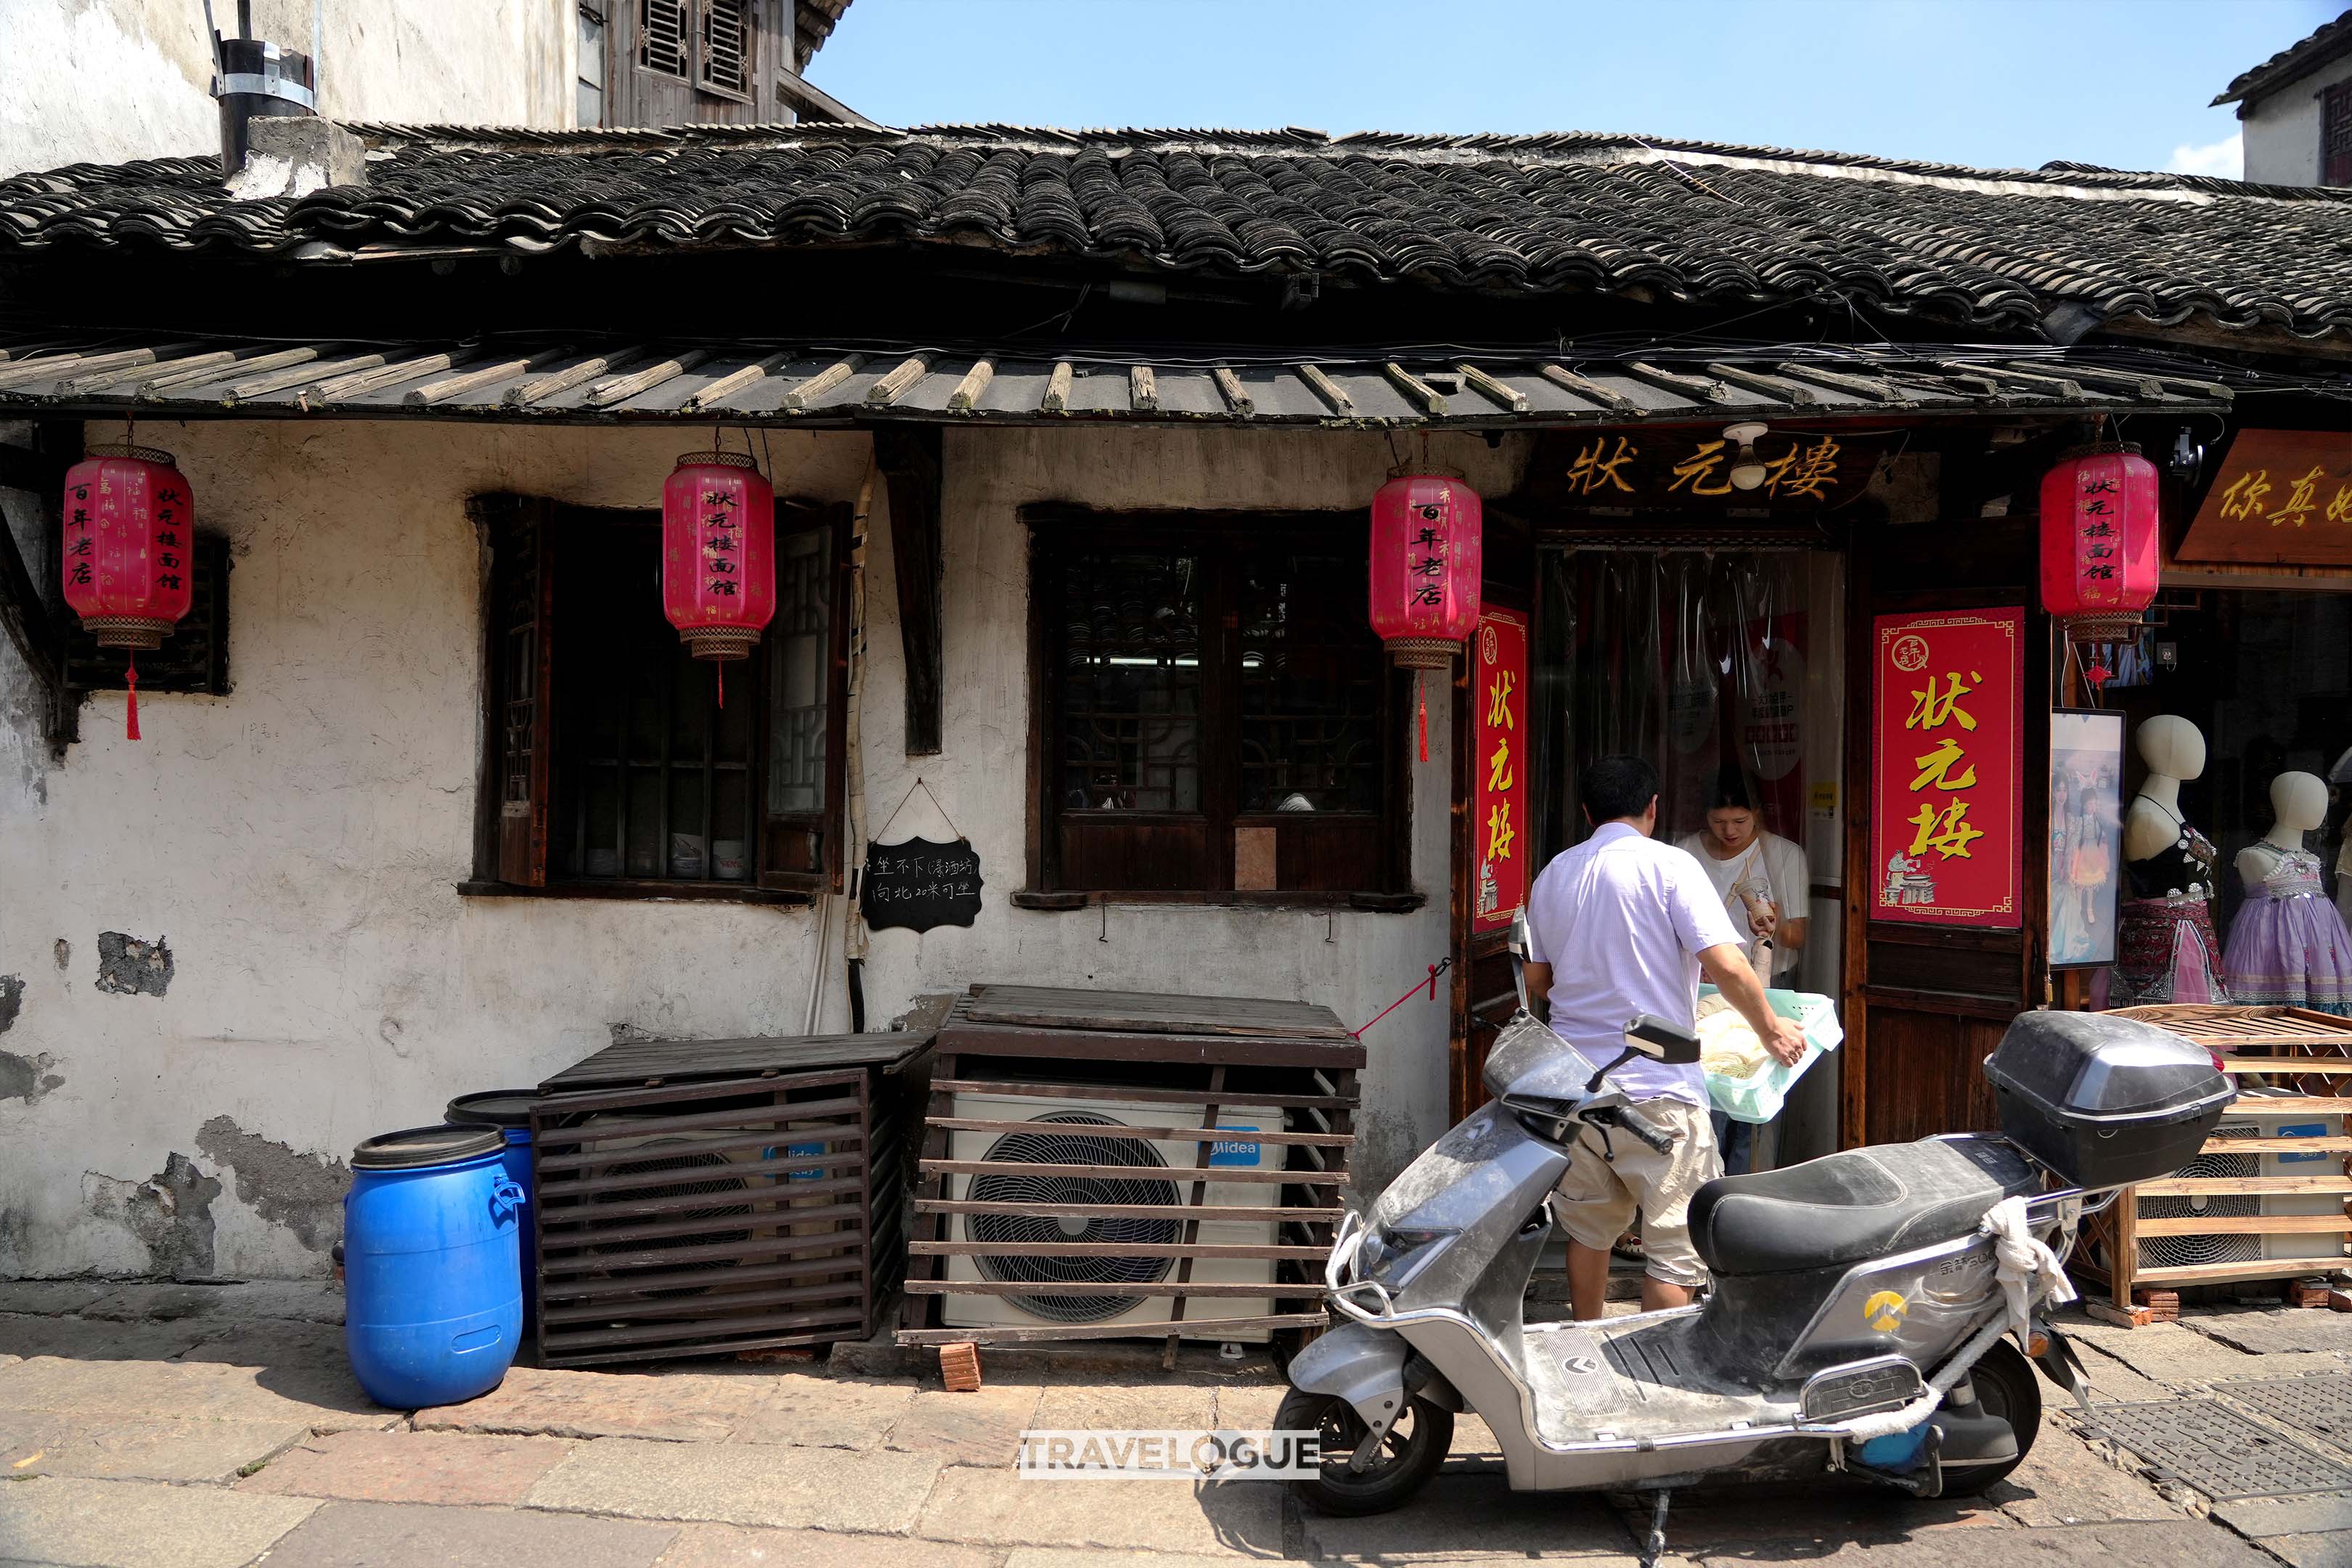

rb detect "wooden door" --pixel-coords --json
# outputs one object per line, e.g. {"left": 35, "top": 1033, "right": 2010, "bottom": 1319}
{"left": 1842, "top": 517, "right": 2052, "bottom": 1146}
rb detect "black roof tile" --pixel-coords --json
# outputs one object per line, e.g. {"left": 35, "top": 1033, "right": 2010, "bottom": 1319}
{"left": 3, "top": 124, "right": 2351, "bottom": 340}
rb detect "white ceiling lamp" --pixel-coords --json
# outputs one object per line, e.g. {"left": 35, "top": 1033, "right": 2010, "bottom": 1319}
{"left": 1724, "top": 422, "right": 1771, "bottom": 490}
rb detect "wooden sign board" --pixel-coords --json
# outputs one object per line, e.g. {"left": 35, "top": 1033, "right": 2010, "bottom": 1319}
{"left": 1869, "top": 608, "right": 2024, "bottom": 928}
{"left": 2179, "top": 428, "right": 2352, "bottom": 565}
{"left": 1519, "top": 428, "right": 1885, "bottom": 511}
{"left": 860, "top": 837, "right": 983, "bottom": 932}
{"left": 1471, "top": 608, "right": 1530, "bottom": 933}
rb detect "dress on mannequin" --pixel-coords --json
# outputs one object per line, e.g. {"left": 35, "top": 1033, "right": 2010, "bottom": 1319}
{"left": 2101, "top": 796, "right": 2229, "bottom": 1008}
{"left": 2224, "top": 847, "right": 2352, "bottom": 1014}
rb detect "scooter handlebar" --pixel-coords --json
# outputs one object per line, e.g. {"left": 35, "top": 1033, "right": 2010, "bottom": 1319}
{"left": 1592, "top": 1103, "right": 1678, "bottom": 1155}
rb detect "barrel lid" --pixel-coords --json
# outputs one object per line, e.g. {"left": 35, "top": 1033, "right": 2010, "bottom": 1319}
{"left": 444, "top": 1090, "right": 537, "bottom": 1130}
{"left": 353, "top": 1124, "right": 505, "bottom": 1169}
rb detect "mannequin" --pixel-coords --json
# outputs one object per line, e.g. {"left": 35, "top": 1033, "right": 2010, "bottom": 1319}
{"left": 2224, "top": 771, "right": 2352, "bottom": 1016}
{"left": 2098, "top": 716, "right": 2230, "bottom": 1008}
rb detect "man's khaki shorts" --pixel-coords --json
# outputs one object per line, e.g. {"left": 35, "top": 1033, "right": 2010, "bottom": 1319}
{"left": 1551, "top": 1098, "right": 1721, "bottom": 1289}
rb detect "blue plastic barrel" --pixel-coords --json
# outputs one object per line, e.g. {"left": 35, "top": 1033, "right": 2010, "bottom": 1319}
{"left": 444, "top": 1091, "right": 539, "bottom": 1334}
{"left": 343, "top": 1124, "right": 523, "bottom": 1408}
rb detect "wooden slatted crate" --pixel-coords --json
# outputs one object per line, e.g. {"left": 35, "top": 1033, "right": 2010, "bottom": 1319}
{"left": 530, "top": 1033, "right": 929, "bottom": 1368}
{"left": 2083, "top": 1006, "right": 2352, "bottom": 1309}
{"left": 897, "top": 984, "right": 1363, "bottom": 1357}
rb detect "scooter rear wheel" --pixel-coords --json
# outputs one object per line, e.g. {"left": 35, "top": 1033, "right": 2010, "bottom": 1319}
{"left": 1939, "top": 1339, "right": 2042, "bottom": 1496}
{"left": 1278, "top": 1386, "right": 1453, "bottom": 1516}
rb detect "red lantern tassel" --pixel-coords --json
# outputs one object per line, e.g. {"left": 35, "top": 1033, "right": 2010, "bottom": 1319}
{"left": 1416, "top": 670, "right": 1429, "bottom": 762}
{"left": 123, "top": 653, "right": 139, "bottom": 741}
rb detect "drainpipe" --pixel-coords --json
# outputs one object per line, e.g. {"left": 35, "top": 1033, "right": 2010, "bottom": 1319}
{"left": 205, "top": 0, "right": 319, "bottom": 176}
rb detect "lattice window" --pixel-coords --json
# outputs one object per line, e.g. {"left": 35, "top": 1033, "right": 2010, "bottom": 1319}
{"left": 2326, "top": 79, "right": 2352, "bottom": 187}
{"left": 767, "top": 522, "right": 831, "bottom": 815}
{"left": 699, "top": 0, "right": 753, "bottom": 97}
{"left": 1057, "top": 551, "right": 1203, "bottom": 814}
{"left": 638, "top": 0, "right": 688, "bottom": 77}
{"left": 1238, "top": 551, "right": 1383, "bottom": 813}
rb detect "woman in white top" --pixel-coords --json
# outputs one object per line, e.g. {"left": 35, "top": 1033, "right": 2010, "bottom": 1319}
{"left": 1675, "top": 770, "right": 1809, "bottom": 986}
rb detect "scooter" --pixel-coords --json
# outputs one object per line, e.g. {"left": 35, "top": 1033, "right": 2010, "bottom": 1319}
{"left": 1281, "top": 968, "right": 2232, "bottom": 1559}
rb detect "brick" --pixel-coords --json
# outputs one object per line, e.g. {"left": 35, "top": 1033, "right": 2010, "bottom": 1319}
{"left": 915, "top": 1463, "right": 1281, "bottom": 1556}
{"left": 236, "top": 1429, "right": 574, "bottom": 1505}
{"left": 528, "top": 1436, "right": 944, "bottom": 1532}
{"left": 0, "top": 1409, "right": 306, "bottom": 1484}
{"left": 253, "top": 1500, "right": 676, "bottom": 1568}
{"left": 0, "top": 1475, "right": 319, "bottom": 1568}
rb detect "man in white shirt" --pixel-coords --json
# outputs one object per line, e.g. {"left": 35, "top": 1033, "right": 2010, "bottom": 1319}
{"left": 1523, "top": 754, "right": 1807, "bottom": 1320}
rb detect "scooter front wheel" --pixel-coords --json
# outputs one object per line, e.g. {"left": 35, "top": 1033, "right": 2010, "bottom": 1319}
{"left": 1278, "top": 1386, "right": 1453, "bottom": 1516}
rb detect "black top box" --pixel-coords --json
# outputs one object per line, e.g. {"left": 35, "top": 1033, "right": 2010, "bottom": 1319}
{"left": 1983, "top": 1010, "right": 2233, "bottom": 1190}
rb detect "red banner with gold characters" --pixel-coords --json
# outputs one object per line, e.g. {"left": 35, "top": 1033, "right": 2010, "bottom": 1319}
{"left": 1870, "top": 608, "right": 2023, "bottom": 928}
{"left": 1473, "top": 607, "right": 1530, "bottom": 933}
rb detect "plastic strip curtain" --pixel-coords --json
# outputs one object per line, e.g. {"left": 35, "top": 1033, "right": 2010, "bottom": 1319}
{"left": 1533, "top": 550, "right": 1810, "bottom": 865}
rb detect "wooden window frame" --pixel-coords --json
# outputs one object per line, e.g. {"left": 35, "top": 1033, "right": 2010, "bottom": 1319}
{"left": 2326, "top": 78, "right": 2352, "bottom": 188}
{"left": 465, "top": 492, "right": 851, "bottom": 905}
{"left": 1021, "top": 505, "right": 1416, "bottom": 910}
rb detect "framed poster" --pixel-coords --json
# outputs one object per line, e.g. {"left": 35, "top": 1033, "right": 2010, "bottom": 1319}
{"left": 1472, "top": 607, "right": 1530, "bottom": 932}
{"left": 1869, "top": 608, "right": 2024, "bottom": 928}
{"left": 2047, "top": 709, "right": 2125, "bottom": 968}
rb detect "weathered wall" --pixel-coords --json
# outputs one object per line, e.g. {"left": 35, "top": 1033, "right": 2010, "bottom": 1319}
{"left": 0, "top": 417, "right": 1508, "bottom": 1278}
{"left": 0, "top": 1, "right": 572, "bottom": 178}
{"left": 2242, "top": 55, "right": 2352, "bottom": 187}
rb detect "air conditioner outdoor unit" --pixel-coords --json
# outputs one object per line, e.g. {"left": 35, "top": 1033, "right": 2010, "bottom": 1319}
{"left": 939, "top": 1092, "right": 1288, "bottom": 1342}
{"left": 2136, "top": 1100, "right": 2349, "bottom": 1272}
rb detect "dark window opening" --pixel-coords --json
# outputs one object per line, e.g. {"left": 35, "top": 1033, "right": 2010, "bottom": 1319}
{"left": 1031, "top": 511, "right": 1405, "bottom": 897}
{"left": 475, "top": 494, "right": 848, "bottom": 899}
{"left": 2326, "top": 79, "right": 2352, "bottom": 187}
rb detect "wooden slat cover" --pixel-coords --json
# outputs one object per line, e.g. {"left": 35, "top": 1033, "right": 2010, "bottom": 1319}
{"left": 2117, "top": 1005, "right": 2352, "bottom": 1046}
{"left": 2201, "top": 1135, "right": 2352, "bottom": 1153}
{"left": 898, "top": 1312, "right": 1326, "bottom": 1346}
{"left": 2136, "top": 1176, "right": 2352, "bottom": 1196}
{"left": 2132, "top": 1214, "right": 2352, "bottom": 1237}
{"left": 540, "top": 1031, "right": 933, "bottom": 1092}
{"left": 2224, "top": 1059, "right": 2352, "bottom": 1074}
{"left": 961, "top": 984, "right": 1352, "bottom": 1040}
{"left": 931, "top": 1077, "right": 1353, "bottom": 1110}
{"left": 2226, "top": 1095, "right": 2352, "bottom": 1114}
{"left": 2131, "top": 1259, "right": 2352, "bottom": 1286}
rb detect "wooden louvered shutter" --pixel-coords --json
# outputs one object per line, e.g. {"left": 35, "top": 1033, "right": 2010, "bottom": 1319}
{"left": 638, "top": 0, "right": 688, "bottom": 76}
{"left": 698, "top": 0, "right": 753, "bottom": 98}
{"left": 481, "top": 496, "right": 556, "bottom": 887}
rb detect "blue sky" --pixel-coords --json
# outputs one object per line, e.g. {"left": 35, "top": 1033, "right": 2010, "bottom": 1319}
{"left": 812, "top": 0, "right": 2341, "bottom": 178}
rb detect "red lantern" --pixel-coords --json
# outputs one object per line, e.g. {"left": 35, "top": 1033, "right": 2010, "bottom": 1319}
{"left": 1370, "top": 475, "right": 1482, "bottom": 761}
{"left": 61, "top": 444, "right": 196, "bottom": 740}
{"left": 1369, "top": 475, "right": 1483, "bottom": 667}
{"left": 2040, "top": 443, "right": 2160, "bottom": 687}
{"left": 661, "top": 450, "right": 776, "bottom": 676}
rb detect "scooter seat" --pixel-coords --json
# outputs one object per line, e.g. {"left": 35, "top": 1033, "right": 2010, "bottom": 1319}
{"left": 1688, "top": 1138, "right": 2040, "bottom": 1278}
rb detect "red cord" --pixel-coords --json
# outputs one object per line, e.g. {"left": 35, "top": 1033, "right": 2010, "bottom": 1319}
{"left": 1349, "top": 956, "right": 1453, "bottom": 1039}
{"left": 124, "top": 653, "right": 139, "bottom": 741}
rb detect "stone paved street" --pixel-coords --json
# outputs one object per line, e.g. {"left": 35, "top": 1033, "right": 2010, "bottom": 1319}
{"left": 0, "top": 1282, "right": 2348, "bottom": 1567}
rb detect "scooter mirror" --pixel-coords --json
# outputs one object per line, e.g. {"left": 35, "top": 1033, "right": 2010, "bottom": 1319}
{"left": 1622, "top": 1013, "right": 1702, "bottom": 1065}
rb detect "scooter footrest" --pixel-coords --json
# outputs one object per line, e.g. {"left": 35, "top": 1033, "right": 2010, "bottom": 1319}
{"left": 1801, "top": 1356, "right": 1924, "bottom": 1421}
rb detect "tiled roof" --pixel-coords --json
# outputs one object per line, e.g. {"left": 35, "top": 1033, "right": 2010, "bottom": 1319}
{"left": 0, "top": 334, "right": 2239, "bottom": 426}
{"left": 2214, "top": 8, "right": 2352, "bottom": 107}
{"left": 796, "top": 0, "right": 854, "bottom": 70}
{"left": 4, "top": 124, "right": 2351, "bottom": 340}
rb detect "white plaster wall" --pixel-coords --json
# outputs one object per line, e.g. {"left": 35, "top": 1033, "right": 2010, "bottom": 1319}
{"left": 0, "top": 417, "right": 1508, "bottom": 1278}
{"left": 0, "top": 1, "right": 572, "bottom": 178}
{"left": 2242, "top": 55, "right": 2352, "bottom": 187}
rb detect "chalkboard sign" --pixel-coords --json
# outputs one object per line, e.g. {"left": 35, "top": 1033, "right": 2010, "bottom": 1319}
{"left": 860, "top": 837, "right": 984, "bottom": 932}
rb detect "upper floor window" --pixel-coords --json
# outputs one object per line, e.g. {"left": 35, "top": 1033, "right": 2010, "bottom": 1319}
{"left": 2325, "top": 79, "right": 2352, "bottom": 187}
{"left": 637, "top": 0, "right": 754, "bottom": 101}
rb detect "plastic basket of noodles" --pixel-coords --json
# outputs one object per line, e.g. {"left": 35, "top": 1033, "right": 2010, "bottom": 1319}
{"left": 1696, "top": 987, "right": 1843, "bottom": 1124}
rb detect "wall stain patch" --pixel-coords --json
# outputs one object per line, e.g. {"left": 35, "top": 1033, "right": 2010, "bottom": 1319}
{"left": 83, "top": 1153, "right": 220, "bottom": 1278}
{"left": 195, "top": 1116, "right": 351, "bottom": 1253}
{"left": 53, "top": 939, "right": 70, "bottom": 972}
{"left": 0, "top": 973, "right": 22, "bottom": 1032}
{"left": 0, "top": 1049, "right": 63, "bottom": 1105}
{"left": 95, "top": 932, "right": 173, "bottom": 997}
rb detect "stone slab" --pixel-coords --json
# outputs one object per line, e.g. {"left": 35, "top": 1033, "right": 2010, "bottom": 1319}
{"left": 0, "top": 1353, "right": 395, "bottom": 1430}
{"left": 0, "top": 1475, "right": 320, "bottom": 1568}
{"left": 1303, "top": 1474, "right": 1637, "bottom": 1562}
{"left": 1031, "top": 1379, "right": 1217, "bottom": 1433}
{"left": 2216, "top": 1493, "right": 2352, "bottom": 1538}
{"left": 82, "top": 1281, "right": 344, "bottom": 1326}
{"left": 416, "top": 1366, "right": 768, "bottom": 1442}
{"left": 236, "top": 1429, "right": 575, "bottom": 1505}
{"left": 0, "top": 1283, "right": 112, "bottom": 1318}
{"left": 1990, "top": 1418, "right": 2188, "bottom": 1527}
{"left": 729, "top": 1374, "right": 916, "bottom": 1449}
{"left": 1681, "top": 1518, "right": 2274, "bottom": 1567}
{"left": 2189, "top": 1307, "right": 2352, "bottom": 1357}
{"left": 914, "top": 1463, "right": 1281, "bottom": 1556}
{"left": 253, "top": 1500, "right": 677, "bottom": 1568}
{"left": 884, "top": 1383, "right": 1042, "bottom": 1466}
{"left": 655, "top": 1524, "right": 1002, "bottom": 1568}
{"left": 0, "top": 1409, "right": 306, "bottom": 1484}
{"left": 1207, "top": 1381, "right": 1286, "bottom": 1429}
{"left": 528, "top": 1436, "right": 944, "bottom": 1533}
{"left": 0, "top": 1313, "right": 219, "bottom": 1362}
{"left": 1004, "top": 1554, "right": 1265, "bottom": 1568}
{"left": 1629, "top": 1488, "right": 2005, "bottom": 1552}
{"left": 2253, "top": 1531, "right": 2352, "bottom": 1568}
{"left": 2055, "top": 1318, "right": 2295, "bottom": 1388}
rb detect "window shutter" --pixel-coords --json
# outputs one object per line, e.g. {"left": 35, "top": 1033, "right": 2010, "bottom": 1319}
{"left": 638, "top": 0, "right": 689, "bottom": 76}
{"left": 698, "top": 0, "right": 753, "bottom": 97}
{"left": 485, "top": 497, "right": 557, "bottom": 887}
{"left": 2327, "top": 80, "right": 2352, "bottom": 188}
{"left": 759, "top": 501, "right": 851, "bottom": 892}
